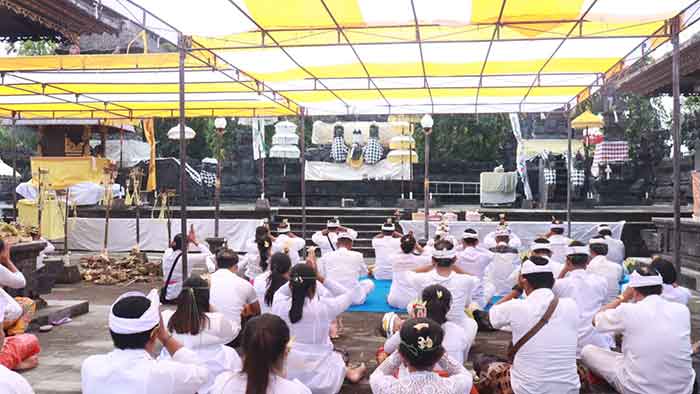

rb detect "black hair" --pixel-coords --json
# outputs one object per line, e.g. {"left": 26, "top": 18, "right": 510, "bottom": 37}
{"left": 265, "top": 253, "right": 292, "bottom": 307}
{"left": 241, "top": 314, "right": 290, "bottom": 394}
{"left": 589, "top": 236, "right": 609, "bottom": 256}
{"left": 172, "top": 233, "right": 184, "bottom": 251}
{"left": 400, "top": 233, "right": 416, "bottom": 254}
{"left": 462, "top": 229, "right": 479, "bottom": 246}
{"left": 531, "top": 237, "right": 553, "bottom": 257}
{"left": 168, "top": 276, "right": 210, "bottom": 336}
{"left": 255, "top": 226, "right": 272, "bottom": 272}
{"left": 567, "top": 240, "right": 589, "bottom": 266}
{"left": 398, "top": 318, "right": 445, "bottom": 371}
{"left": 432, "top": 239, "right": 455, "bottom": 267}
{"left": 422, "top": 285, "right": 451, "bottom": 325}
{"left": 651, "top": 257, "right": 676, "bottom": 284}
{"left": 633, "top": 265, "right": 663, "bottom": 296}
{"left": 336, "top": 237, "right": 353, "bottom": 248}
{"left": 598, "top": 225, "right": 613, "bottom": 237}
{"left": 533, "top": 237, "right": 550, "bottom": 244}
{"left": 288, "top": 264, "right": 316, "bottom": 324}
{"left": 216, "top": 248, "right": 239, "bottom": 269}
{"left": 522, "top": 256, "right": 555, "bottom": 289}
{"left": 551, "top": 228, "right": 564, "bottom": 235}
{"left": 109, "top": 296, "right": 155, "bottom": 350}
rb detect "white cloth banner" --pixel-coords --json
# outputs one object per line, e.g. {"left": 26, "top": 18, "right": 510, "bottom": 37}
{"left": 89, "top": 140, "right": 151, "bottom": 168}
{"left": 252, "top": 118, "right": 267, "bottom": 161}
{"left": 510, "top": 113, "right": 533, "bottom": 200}
{"left": 16, "top": 181, "right": 124, "bottom": 206}
{"left": 399, "top": 220, "right": 624, "bottom": 252}
{"left": 304, "top": 159, "right": 410, "bottom": 181}
{"left": 68, "top": 218, "right": 263, "bottom": 252}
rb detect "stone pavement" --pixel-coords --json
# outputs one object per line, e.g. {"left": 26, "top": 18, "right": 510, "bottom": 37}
{"left": 19, "top": 281, "right": 700, "bottom": 394}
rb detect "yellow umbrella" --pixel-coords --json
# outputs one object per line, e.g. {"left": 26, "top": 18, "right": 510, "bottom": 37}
{"left": 571, "top": 110, "right": 604, "bottom": 129}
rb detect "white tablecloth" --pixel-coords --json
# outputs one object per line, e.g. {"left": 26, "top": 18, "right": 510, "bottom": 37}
{"left": 399, "top": 220, "right": 624, "bottom": 252}
{"left": 17, "top": 181, "right": 124, "bottom": 206}
{"left": 67, "top": 218, "right": 263, "bottom": 252}
{"left": 304, "top": 159, "right": 409, "bottom": 181}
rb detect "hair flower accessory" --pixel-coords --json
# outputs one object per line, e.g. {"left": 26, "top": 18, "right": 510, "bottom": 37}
{"left": 413, "top": 322, "right": 429, "bottom": 331}
{"left": 436, "top": 290, "right": 443, "bottom": 299}
{"left": 407, "top": 299, "right": 427, "bottom": 318}
{"left": 417, "top": 336, "right": 434, "bottom": 350}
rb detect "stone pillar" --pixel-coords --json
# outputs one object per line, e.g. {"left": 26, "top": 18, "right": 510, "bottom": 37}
{"left": 6, "top": 241, "right": 48, "bottom": 307}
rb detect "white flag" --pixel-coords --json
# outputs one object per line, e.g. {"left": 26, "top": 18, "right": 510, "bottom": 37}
{"left": 252, "top": 118, "right": 267, "bottom": 161}
{"left": 509, "top": 113, "right": 533, "bottom": 200}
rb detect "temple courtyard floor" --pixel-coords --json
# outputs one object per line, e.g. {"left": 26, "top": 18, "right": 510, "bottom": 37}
{"left": 19, "top": 270, "right": 700, "bottom": 394}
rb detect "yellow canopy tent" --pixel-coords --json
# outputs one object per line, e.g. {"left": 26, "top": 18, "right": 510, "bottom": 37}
{"left": 571, "top": 110, "right": 605, "bottom": 129}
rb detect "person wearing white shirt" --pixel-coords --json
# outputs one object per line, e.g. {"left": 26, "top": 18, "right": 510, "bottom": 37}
{"left": 209, "top": 249, "right": 260, "bottom": 345}
{"left": 370, "top": 317, "right": 473, "bottom": 394}
{"left": 552, "top": 245, "right": 610, "bottom": 358}
{"left": 406, "top": 239, "right": 479, "bottom": 338}
{"left": 253, "top": 253, "right": 292, "bottom": 314}
{"left": 483, "top": 219, "right": 522, "bottom": 249}
{"left": 483, "top": 230, "right": 520, "bottom": 303}
{"left": 271, "top": 219, "right": 306, "bottom": 266}
{"left": 0, "top": 241, "right": 28, "bottom": 326}
{"left": 30, "top": 228, "right": 54, "bottom": 271}
{"left": 583, "top": 266, "right": 696, "bottom": 394}
{"left": 161, "top": 229, "right": 215, "bottom": 303}
{"left": 159, "top": 276, "right": 240, "bottom": 394}
{"left": 371, "top": 219, "right": 402, "bottom": 280}
{"left": 586, "top": 237, "right": 623, "bottom": 304}
{"left": 0, "top": 292, "right": 35, "bottom": 393}
{"left": 598, "top": 224, "right": 625, "bottom": 264}
{"left": 530, "top": 238, "right": 564, "bottom": 278}
{"left": 547, "top": 219, "right": 573, "bottom": 265}
{"left": 652, "top": 257, "right": 692, "bottom": 305}
{"left": 387, "top": 234, "right": 431, "bottom": 308}
{"left": 211, "top": 314, "right": 311, "bottom": 394}
{"left": 271, "top": 264, "right": 367, "bottom": 393}
{"left": 311, "top": 217, "right": 357, "bottom": 257}
{"left": 456, "top": 229, "right": 493, "bottom": 308}
{"left": 315, "top": 231, "right": 374, "bottom": 305}
{"left": 383, "top": 285, "right": 473, "bottom": 364}
{"left": 489, "top": 258, "right": 580, "bottom": 394}
{"left": 81, "top": 289, "right": 209, "bottom": 394}
{"left": 240, "top": 226, "right": 274, "bottom": 279}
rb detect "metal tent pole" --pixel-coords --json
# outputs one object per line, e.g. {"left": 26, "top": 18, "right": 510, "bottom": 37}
{"left": 671, "top": 17, "right": 682, "bottom": 275}
{"left": 423, "top": 130, "right": 431, "bottom": 239}
{"left": 566, "top": 106, "right": 572, "bottom": 237}
{"left": 178, "top": 33, "right": 189, "bottom": 275}
{"left": 299, "top": 109, "right": 307, "bottom": 255}
{"left": 11, "top": 117, "right": 17, "bottom": 220}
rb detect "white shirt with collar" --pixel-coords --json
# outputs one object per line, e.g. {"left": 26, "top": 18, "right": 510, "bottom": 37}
{"left": 592, "top": 295, "right": 695, "bottom": 394}
{"left": 662, "top": 283, "right": 691, "bottom": 305}
{"left": 553, "top": 269, "right": 610, "bottom": 357}
{"left": 161, "top": 243, "right": 216, "bottom": 302}
{"left": 81, "top": 347, "right": 209, "bottom": 394}
{"left": 311, "top": 228, "right": 358, "bottom": 257}
{"left": 209, "top": 269, "right": 258, "bottom": 337}
{"left": 272, "top": 234, "right": 306, "bottom": 266}
{"left": 489, "top": 288, "right": 580, "bottom": 394}
{"left": 318, "top": 247, "right": 373, "bottom": 304}
{"left": 586, "top": 255, "right": 623, "bottom": 304}
{"left": 407, "top": 270, "right": 479, "bottom": 334}
{"left": 602, "top": 236, "right": 625, "bottom": 264}
{"left": 0, "top": 264, "right": 26, "bottom": 322}
{"left": 457, "top": 246, "right": 494, "bottom": 308}
{"left": 371, "top": 235, "right": 402, "bottom": 280}
{"left": 387, "top": 253, "right": 431, "bottom": 308}
{"left": 548, "top": 234, "right": 572, "bottom": 265}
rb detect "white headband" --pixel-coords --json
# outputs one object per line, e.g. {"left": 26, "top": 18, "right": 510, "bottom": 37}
{"left": 337, "top": 231, "right": 353, "bottom": 240}
{"left": 550, "top": 223, "right": 565, "bottom": 230}
{"left": 495, "top": 229, "right": 510, "bottom": 237}
{"left": 521, "top": 259, "right": 552, "bottom": 274}
{"left": 432, "top": 247, "right": 457, "bottom": 259}
{"left": 462, "top": 232, "right": 479, "bottom": 240}
{"left": 567, "top": 246, "right": 590, "bottom": 256}
{"left": 598, "top": 224, "right": 611, "bottom": 232}
{"left": 277, "top": 225, "right": 290, "bottom": 233}
{"left": 589, "top": 238, "right": 607, "bottom": 245}
{"left": 628, "top": 271, "right": 663, "bottom": 288}
{"left": 327, "top": 221, "right": 339, "bottom": 228}
{"left": 109, "top": 289, "right": 160, "bottom": 335}
{"left": 530, "top": 243, "right": 552, "bottom": 252}
{"left": 381, "top": 224, "right": 395, "bottom": 231}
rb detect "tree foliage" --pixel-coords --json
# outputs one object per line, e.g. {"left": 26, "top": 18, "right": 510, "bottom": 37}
{"left": 614, "top": 94, "right": 670, "bottom": 162}
{"left": 7, "top": 40, "right": 58, "bottom": 56}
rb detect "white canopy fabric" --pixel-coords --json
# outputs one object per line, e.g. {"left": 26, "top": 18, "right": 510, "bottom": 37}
{"left": 0, "top": 1, "right": 699, "bottom": 118}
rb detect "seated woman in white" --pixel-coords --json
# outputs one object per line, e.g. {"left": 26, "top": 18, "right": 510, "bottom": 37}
{"left": 253, "top": 253, "right": 292, "bottom": 314}
{"left": 382, "top": 284, "right": 473, "bottom": 365}
{"left": 211, "top": 314, "right": 311, "bottom": 394}
{"left": 241, "top": 226, "right": 273, "bottom": 279}
{"left": 271, "top": 264, "right": 366, "bottom": 394}
{"left": 387, "top": 234, "right": 431, "bottom": 309}
{"left": 370, "top": 317, "right": 473, "bottom": 394}
{"left": 159, "top": 276, "right": 241, "bottom": 394}
{"left": 652, "top": 257, "right": 692, "bottom": 305}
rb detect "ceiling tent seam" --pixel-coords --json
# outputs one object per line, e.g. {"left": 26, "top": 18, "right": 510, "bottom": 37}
{"left": 475, "top": 0, "right": 507, "bottom": 115}
{"left": 519, "top": 0, "right": 599, "bottom": 110}
{"left": 224, "top": 0, "right": 351, "bottom": 112}
{"left": 409, "top": 0, "right": 433, "bottom": 113}
{"left": 318, "top": 0, "right": 392, "bottom": 112}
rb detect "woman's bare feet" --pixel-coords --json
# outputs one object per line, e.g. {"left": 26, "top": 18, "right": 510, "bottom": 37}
{"left": 346, "top": 363, "right": 367, "bottom": 383}
{"left": 330, "top": 319, "right": 340, "bottom": 339}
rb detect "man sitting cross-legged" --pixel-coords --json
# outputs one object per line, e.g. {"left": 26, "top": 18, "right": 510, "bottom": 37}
{"left": 315, "top": 231, "right": 374, "bottom": 305}
{"left": 582, "top": 265, "right": 696, "bottom": 394}
{"left": 81, "top": 289, "right": 209, "bottom": 394}
{"left": 483, "top": 257, "right": 580, "bottom": 394}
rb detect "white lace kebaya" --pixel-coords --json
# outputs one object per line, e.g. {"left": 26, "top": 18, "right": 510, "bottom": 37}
{"left": 369, "top": 352, "right": 473, "bottom": 394}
